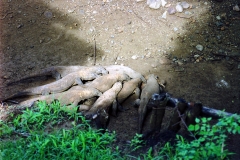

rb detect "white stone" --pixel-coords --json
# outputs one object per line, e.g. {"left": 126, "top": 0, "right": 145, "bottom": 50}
{"left": 161, "top": 0, "right": 167, "bottom": 7}
{"left": 162, "top": 11, "right": 167, "bottom": 19}
{"left": 173, "top": 27, "right": 178, "bottom": 31}
{"left": 196, "top": 44, "right": 204, "bottom": 51}
{"left": 176, "top": 4, "right": 183, "bottom": 13}
{"left": 216, "top": 16, "right": 221, "bottom": 20}
{"left": 131, "top": 55, "right": 138, "bottom": 60}
{"left": 181, "top": 1, "right": 190, "bottom": 9}
{"left": 233, "top": 4, "right": 240, "bottom": 12}
{"left": 147, "top": 0, "right": 161, "bottom": 9}
{"left": 194, "top": 54, "right": 200, "bottom": 58}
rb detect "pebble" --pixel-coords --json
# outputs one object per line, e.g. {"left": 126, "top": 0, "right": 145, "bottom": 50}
{"left": 194, "top": 54, "right": 200, "bottom": 58}
{"left": 216, "top": 79, "right": 229, "bottom": 89}
{"left": 3, "top": 75, "right": 9, "bottom": 79}
{"left": 184, "top": 11, "right": 191, "bottom": 15}
{"left": 162, "top": 11, "right": 167, "bottom": 19}
{"left": 177, "top": 60, "right": 184, "bottom": 65}
{"left": 233, "top": 5, "right": 240, "bottom": 12}
{"left": 181, "top": 1, "right": 190, "bottom": 9}
{"left": 131, "top": 55, "right": 138, "bottom": 60}
{"left": 44, "top": 11, "right": 53, "bottom": 18}
{"left": 161, "top": 0, "right": 167, "bottom": 7}
{"left": 216, "top": 16, "right": 221, "bottom": 20}
{"left": 147, "top": 0, "right": 161, "bottom": 9}
{"left": 167, "top": 6, "right": 176, "bottom": 15}
{"left": 151, "top": 63, "right": 158, "bottom": 68}
{"left": 173, "top": 27, "right": 178, "bottom": 31}
{"left": 196, "top": 44, "right": 204, "bottom": 51}
{"left": 176, "top": 4, "right": 183, "bottom": 13}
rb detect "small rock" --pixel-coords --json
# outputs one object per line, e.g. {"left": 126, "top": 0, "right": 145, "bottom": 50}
{"left": 184, "top": 11, "right": 191, "bottom": 15}
{"left": 194, "top": 54, "right": 200, "bottom": 58}
{"left": 181, "top": 1, "right": 190, "bottom": 9}
{"left": 216, "top": 79, "right": 229, "bottom": 88}
{"left": 216, "top": 16, "right": 221, "bottom": 20}
{"left": 167, "top": 7, "right": 176, "bottom": 15}
{"left": 233, "top": 4, "right": 240, "bottom": 11}
{"left": 173, "top": 27, "right": 178, "bottom": 31}
{"left": 102, "top": 55, "right": 106, "bottom": 61}
{"left": 3, "top": 75, "right": 9, "bottom": 79}
{"left": 136, "top": 0, "right": 144, "bottom": 2}
{"left": 148, "top": 0, "right": 161, "bottom": 9}
{"left": 215, "top": 21, "right": 224, "bottom": 27}
{"left": 44, "top": 11, "right": 53, "bottom": 18}
{"left": 68, "top": 9, "right": 75, "bottom": 13}
{"left": 161, "top": 0, "right": 167, "bottom": 7}
{"left": 162, "top": 11, "right": 167, "bottom": 19}
{"left": 177, "top": 60, "right": 184, "bottom": 65}
{"left": 176, "top": 4, "right": 183, "bottom": 13}
{"left": 196, "top": 44, "right": 204, "bottom": 51}
{"left": 131, "top": 55, "right": 138, "bottom": 60}
{"left": 151, "top": 63, "right": 158, "bottom": 68}
{"left": 17, "top": 24, "right": 23, "bottom": 29}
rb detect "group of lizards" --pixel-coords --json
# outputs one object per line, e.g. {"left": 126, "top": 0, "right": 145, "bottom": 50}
{"left": 1, "top": 65, "right": 165, "bottom": 132}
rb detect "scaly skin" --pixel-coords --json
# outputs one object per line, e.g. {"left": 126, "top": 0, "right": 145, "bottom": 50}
{"left": 85, "top": 82, "right": 123, "bottom": 117}
{"left": 138, "top": 74, "right": 160, "bottom": 133}
{"left": 8, "top": 65, "right": 108, "bottom": 85}
{"left": 105, "top": 65, "right": 146, "bottom": 82}
{"left": 13, "top": 87, "right": 102, "bottom": 110}
{"left": 117, "top": 78, "right": 142, "bottom": 104}
{"left": 1, "top": 70, "right": 102, "bottom": 102}
{"left": 84, "top": 73, "right": 129, "bottom": 92}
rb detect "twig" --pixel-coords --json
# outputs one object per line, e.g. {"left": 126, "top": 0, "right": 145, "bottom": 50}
{"left": 0, "top": 12, "right": 13, "bottom": 20}
{"left": 175, "top": 14, "right": 193, "bottom": 19}
{"left": 177, "top": 108, "right": 197, "bottom": 140}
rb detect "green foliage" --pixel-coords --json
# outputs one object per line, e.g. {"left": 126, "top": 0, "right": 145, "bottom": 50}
{"left": 155, "top": 115, "right": 240, "bottom": 160}
{"left": 1, "top": 101, "right": 240, "bottom": 160}
{"left": 130, "top": 133, "right": 145, "bottom": 151}
{"left": 0, "top": 101, "right": 122, "bottom": 160}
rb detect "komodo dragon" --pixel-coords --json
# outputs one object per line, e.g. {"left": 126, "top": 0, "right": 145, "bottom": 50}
{"left": 138, "top": 74, "right": 161, "bottom": 133}
{"left": 117, "top": 78, "right": 142, "bottom": 104}
{"left": 8, "top": 65, "right": 108, "bottom": 85}
{"left": 84, "top": 73, "right": 130, "bottom": 93}
{"left": 1, "top": 69, "right": 101, "bottom": 102}
{"left": 12, "top": 86, "right": 102, "bottom": 110}
{"left": 85, "top": 82, "right": 122, "bottom": 119}
{"left": 105, "top": 65, "right": 146, "bottom": 82}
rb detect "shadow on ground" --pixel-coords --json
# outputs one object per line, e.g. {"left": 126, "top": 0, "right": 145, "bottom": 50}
{"left": 0, "top": 0, "right": 104, "bottom": 98}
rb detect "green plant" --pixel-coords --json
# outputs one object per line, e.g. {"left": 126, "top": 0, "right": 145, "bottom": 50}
{"left": 0, "top": 121, "right": 14, "bottom": 137}
{"left": 155, "top": 115, "right": 240, "bottom": 160}
{"left": 0, "top": 101, "right": 122, "bottom": 160}
{"left": 130, "top": 133, "right": 145, "bottom": 151}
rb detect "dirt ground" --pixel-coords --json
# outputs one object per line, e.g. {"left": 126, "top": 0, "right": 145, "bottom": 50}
{"left": 0, "top": 0, "right": 240, "bottom": 158}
